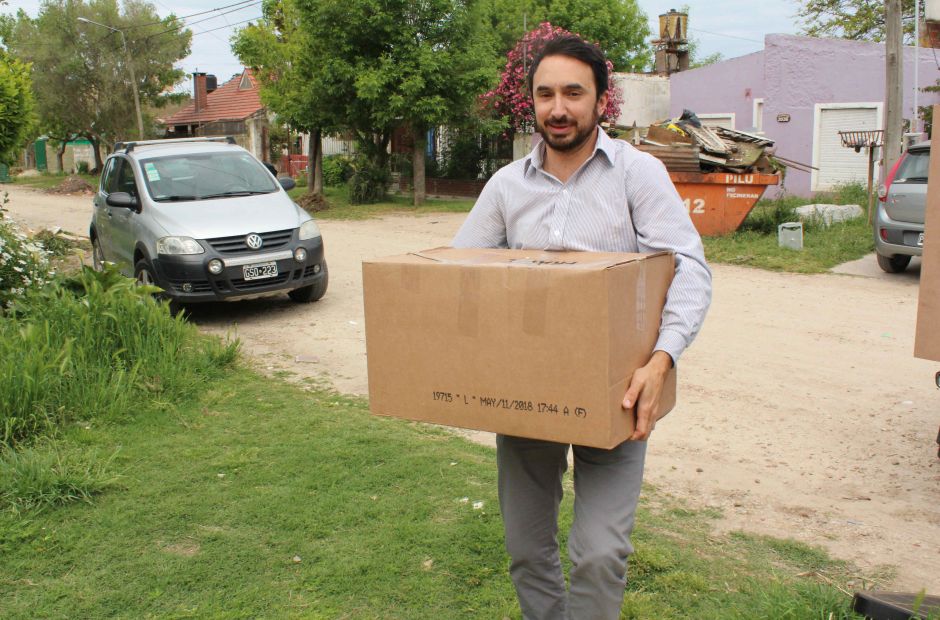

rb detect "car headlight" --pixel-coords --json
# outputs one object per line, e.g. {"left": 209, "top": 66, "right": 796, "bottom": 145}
{"left": 157, "top": 236, "right": 204, "bottom": 255}
{"left": 299, "top": 219, "right": 321, "bottom": 240}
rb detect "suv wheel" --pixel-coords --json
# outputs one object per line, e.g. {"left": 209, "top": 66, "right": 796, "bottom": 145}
{"left": 876, "top": 253, "right": 912, "bottom": 273}
{"left": 288, "top": 263, "right": 329, "bottom": 303}
{"left": 135, "top": 258, "right": 181, "bottom": 315}
{"left": 91, "top": 237, "right": 105, "bottom": 271}
{"left": 135, "top": 258, "right": 157, "bottom": 286}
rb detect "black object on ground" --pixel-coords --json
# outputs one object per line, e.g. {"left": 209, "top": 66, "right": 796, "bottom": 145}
{"left": 852, "top": 591, "right": 940, "bottom": 620}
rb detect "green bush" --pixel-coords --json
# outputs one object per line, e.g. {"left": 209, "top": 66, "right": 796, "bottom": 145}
{"left": 0, "top": 265, "right": 239, "bottom": 447}
{"left": 348, "top": 158, "right": 390, "bottom": 204}
{"left": 439, "top": 132, "right": 486, "bottom": 180}
{"left": 75, "top": 161, "right": 90, "bottom": 175}
{"left": 322, "top": 155, "right": 354, "bottom": 187}
{"left": 739, "top": 201, "right": 801, "bottom": 235}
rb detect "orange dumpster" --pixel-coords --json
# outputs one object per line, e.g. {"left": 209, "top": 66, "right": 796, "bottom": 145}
{"left": 669, "top": 172, "right": 780, "bottom": 236}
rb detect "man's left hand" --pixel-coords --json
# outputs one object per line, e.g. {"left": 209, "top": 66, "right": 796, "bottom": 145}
{"left": 622, "top": 350, "right": 673, "bottom": 441}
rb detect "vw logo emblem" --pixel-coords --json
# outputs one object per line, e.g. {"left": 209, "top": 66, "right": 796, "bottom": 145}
{"left": 246, "top": 233, "right": 263, "bottom": 250}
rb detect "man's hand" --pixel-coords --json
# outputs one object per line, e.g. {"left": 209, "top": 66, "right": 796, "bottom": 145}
{"left": 622, "top": 350, "right": 673, "bottom": 441}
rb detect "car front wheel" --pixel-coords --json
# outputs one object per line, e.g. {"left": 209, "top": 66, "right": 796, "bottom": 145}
{"left": 135, "top": 258, "right": 180, "bottom": 314}
{"left": 135, "top": 258, "right": 158, "bottom": 286}
{"left": 876, "top": 253, "right": 911, "bottom": 273}
{"left": 288, "top": 263, "right": 329, "bottom": 303}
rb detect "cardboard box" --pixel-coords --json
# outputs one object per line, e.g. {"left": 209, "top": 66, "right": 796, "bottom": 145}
{"left": 915, "top": 110, "right": 940, "bottom": 362}
{"left": 362, "top": 247, "right": 676, "bottom": 449}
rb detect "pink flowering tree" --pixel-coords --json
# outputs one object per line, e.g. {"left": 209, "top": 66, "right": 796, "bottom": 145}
{"left": 481, "top": 22, "right": 623, "bottom": 134}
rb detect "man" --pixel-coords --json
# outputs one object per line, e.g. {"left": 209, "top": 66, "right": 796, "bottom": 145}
{"left": 452, "top": 35, "right": 712, "bottom": 619}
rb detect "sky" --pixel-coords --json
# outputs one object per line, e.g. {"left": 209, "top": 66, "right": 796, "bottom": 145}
{"left": 5, "top": 0, "right": 804, "bottom": 94}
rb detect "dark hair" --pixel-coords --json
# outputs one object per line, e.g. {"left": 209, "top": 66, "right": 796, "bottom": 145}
{"left": 526, "top": 34, "right": 609, "bottom": 99}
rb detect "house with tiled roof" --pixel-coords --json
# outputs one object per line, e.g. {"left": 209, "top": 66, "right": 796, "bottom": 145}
{"left": 161, "top": 69, "right": 270, "bottom": 162}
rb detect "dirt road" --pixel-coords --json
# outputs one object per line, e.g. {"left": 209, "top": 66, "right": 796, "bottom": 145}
{"left": 4, "top": 184, "right": 939, "bottom": 591}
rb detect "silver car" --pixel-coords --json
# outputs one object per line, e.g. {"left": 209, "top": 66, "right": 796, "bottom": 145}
{"left": 875, "top": 141, "right": 929, "bottom": 273}
{"left": 90, "top": 137, "right": 328, "bottom": 304}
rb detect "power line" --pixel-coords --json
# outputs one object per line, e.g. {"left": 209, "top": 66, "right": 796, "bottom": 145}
{"left": 189, "top": 15, "right": 261, "bottom": 36}
{"left": 125, "top": 0, "right": 259, "bottom": 30}
{"left": 151, "top": 0, "right": 244, "bottom": 46}
{"left": 145, "top": 2, "right": 261, "bottom": 39}
{"left": 688, "top": 27, "right": 763, "bottom": 44}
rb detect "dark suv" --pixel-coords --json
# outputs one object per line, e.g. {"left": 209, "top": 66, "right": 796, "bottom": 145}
{"left": 875, "top": 141, "right": 929, "bottom": 273}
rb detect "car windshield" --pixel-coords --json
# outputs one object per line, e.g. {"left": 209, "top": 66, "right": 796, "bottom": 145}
{"left": 895, "top": 149, "right": 930, "bottom": 183}
{"left": 138, "top": 151, "right": 279, "bottom": 201}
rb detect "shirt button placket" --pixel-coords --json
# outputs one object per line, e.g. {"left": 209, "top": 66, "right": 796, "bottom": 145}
{"left": 550, "top": 187, "right": 571, "bottom": 249}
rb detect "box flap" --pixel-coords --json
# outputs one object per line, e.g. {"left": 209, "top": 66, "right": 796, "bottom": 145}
{"left": 364, "top": 246, "right": 670, "bottom": 271}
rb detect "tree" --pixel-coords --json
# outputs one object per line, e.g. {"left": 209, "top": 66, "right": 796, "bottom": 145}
{"left": 233, "top": 0, "right": 330, "bottom": 198}
{"left": 797, "top": 0, "right": 925, "bottom": 43}
{"left": 0, "top": 50, "right": 36, "bottom": 166}
{"left": 479, "top": 0, "right": 651, "bottom": 71}
{"left": 8, "top": 0, "right": 191, "bottom": 170}
{"left": 289, "top": 0, "right": 496, "bottom": 205}
{"left": 482, "top": 22, "right": 623, "bottom": 134}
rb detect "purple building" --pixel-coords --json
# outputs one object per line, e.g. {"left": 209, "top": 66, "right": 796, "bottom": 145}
{"left": 669, "top": 34, "right": 940, "bottom": 197}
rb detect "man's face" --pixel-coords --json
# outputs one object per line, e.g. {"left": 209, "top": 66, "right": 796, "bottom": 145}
{"left": 532, "top": 54, "right": 608, "bottom": 153}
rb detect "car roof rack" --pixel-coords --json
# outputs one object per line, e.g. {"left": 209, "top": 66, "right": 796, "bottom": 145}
{"left": 113, "top": 136, "right": 236, "bottom": 153}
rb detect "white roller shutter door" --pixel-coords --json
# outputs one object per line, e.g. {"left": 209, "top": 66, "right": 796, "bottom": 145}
{"left": 814, "top": 106, "right": 880, "bottom": 191}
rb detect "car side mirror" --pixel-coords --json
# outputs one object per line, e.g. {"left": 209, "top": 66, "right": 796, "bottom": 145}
{"left": 106, "top": 192, "right": 138, "bottom": 209}
{"left": 278, "top": 177, "right": 296, "bottom": 191}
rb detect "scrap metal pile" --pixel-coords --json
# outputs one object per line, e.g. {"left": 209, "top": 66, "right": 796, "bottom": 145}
{"left": 605, "top": 109, "right": 780, "bottom": 175}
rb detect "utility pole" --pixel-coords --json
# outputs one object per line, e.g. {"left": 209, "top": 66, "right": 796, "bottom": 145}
{"left": 78, "top": 17, "right": 145, "bottom": 140}
{"left": 884, "top": 0, "right": 903, "bottom": 174}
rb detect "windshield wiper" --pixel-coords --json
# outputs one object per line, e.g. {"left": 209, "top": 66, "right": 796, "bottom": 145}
{"left": 158, "top": 195, "right": 198, "bottom": 201}
{"left": 199, "top": 190, "right": 274, "bottom": 199}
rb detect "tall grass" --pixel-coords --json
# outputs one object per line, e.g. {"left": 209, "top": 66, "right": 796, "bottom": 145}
{"left": 0, "top": 265, "right": 239, "bottom": 447}
{"left": 0, "top": 444, "right": 119, "bottom": 513}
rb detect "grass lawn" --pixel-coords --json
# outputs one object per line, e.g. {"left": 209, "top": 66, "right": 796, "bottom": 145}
{"left": 699, "top": 183, "right": 876, "bottom": 273}
{"left": 702, "top": 214, "right": 874, "bottom": 274}
{"left": 289, "top": 184, "right": 475, "bottom": 220}
{"left": 0, "top": 363, "right": 871, "bottom": 619}
{"left": 8, "top": 172, "right": 99, "bottom": 192}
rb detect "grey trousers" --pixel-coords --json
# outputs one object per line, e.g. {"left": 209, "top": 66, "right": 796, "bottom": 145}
{"left": 496, "top": 434, "right": 647, "bottom": 620}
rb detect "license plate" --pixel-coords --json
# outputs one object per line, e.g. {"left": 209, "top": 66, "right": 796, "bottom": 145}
{"left": 243, "top": 261, "right": 278, "bottom": 280}
{"left": 918, "top": 232, "right": 924, "bottom": 247}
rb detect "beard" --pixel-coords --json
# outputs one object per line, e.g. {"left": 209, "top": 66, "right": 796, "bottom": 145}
{"left": 535, "top": 109, "right": 600, "bottom": 152}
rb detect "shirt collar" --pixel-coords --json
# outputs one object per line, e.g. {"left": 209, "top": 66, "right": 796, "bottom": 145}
{"left": 522, "top": 126, "right": 617, "bottom": 178}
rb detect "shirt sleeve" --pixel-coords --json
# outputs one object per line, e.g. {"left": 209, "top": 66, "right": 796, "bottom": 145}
{"left": 626, "top": 153, "right": 712, "bottom": 364}
{"left": 452, "top": 175, "right": 509, "bottom": 249}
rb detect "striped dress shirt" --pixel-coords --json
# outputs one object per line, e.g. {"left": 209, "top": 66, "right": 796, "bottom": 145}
{"left": 452, "top": 127, "right": 712, "bottom": 363}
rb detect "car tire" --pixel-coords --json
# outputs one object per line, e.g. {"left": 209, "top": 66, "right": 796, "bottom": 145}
{"left": 876, "top": 253, "right": 911, "bottom": 273}
{"left": 135, "top": 258, "right": 181, "bottom": 315}
{"left": 134, "top": 258, "right": 158, "bottom": 286}
{"left": 288, "top": 262, "right": 329, "bottom": 303}
{"left": 91, "top": 236, "right": 105, "bottom": 271}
